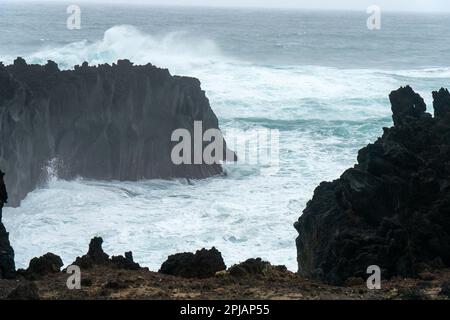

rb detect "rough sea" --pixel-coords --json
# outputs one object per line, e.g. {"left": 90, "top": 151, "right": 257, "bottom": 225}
{"left": 2, "top": 2, "right": 450, "bottom": 271}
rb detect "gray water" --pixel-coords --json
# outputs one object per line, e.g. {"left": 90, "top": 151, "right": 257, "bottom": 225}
{"left": 2, "top": 2, "right": 450, "bottom": 271}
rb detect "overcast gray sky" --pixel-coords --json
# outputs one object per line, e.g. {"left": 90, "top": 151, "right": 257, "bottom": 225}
{"left": 9, "top": 0, "right": 450, "bottom": 12}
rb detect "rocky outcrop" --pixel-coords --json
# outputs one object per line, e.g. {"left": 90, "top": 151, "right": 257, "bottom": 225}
{"left": 72, "top": 237, "right": 141, "bottom": 271}
{"left": 295, "top": 86, "right": 450, "bottom": 285}
{"left": 19, "top": 253, "right": 63, "bottom": 279}
{"left": 111, "top": 252, "right": 141, "bottom": 271}
{"left": 228, "top": 258, "right": 288, "bottom": 278}
{"left": 0, "top": 222, "right": 15, "bottom": 279}
{"left": 159, "top": 247, "right": 226, "bottom": 278}
{"left": 72, "top": 237, "right": 110, "bottom": 269}
{"left": 0, "top": 58, "right": 234, "bottom": 206}
{"left": 228, "top": 258, "right": 271, "bottom": 277}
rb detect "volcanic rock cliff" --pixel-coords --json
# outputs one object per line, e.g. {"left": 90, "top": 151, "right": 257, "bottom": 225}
{"left": 0, "top": 58, "right": 233, "bottom": 206}
{"left": 0, "top": 220, "right": 15, "bottom": 279}
{"left": 295, "top": 86, "right": 450, "bottom": 285}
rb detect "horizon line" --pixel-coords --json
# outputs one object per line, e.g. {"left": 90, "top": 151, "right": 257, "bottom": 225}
{"left": 2, "top": 0, "right": 450, "bottom": 14}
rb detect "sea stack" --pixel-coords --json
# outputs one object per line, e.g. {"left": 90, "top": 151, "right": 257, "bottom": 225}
{"left": 0, "top": 58, "right": 234, "bottom": 206}
{"left": 295, "top": 86, "right": 450, "bottom": 285}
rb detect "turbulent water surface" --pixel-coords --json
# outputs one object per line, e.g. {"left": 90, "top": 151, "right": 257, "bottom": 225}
{"left": 2, "top": 3, "right": 450, "bottom": 270}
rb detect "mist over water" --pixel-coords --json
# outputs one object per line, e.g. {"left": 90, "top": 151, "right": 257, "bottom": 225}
{"left": 2, "top": 3, "right": 450, "bottom": 270}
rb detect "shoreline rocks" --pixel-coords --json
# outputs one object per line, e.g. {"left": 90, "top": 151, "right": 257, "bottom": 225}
{"left": 18, "top": 253, "right": 63, "bottom": 280}
{"left": 1, "top": 234, "right": 450, "bottom": 300}
{"left": 228, "top": 258, "right": 288, "bottom": 278}
{"left": 72, "top": 237, "right": 142, "bottom": 271}
{"left": 111, "top": 252, "right": 141, "bottom": 271}
{"left": 295, "top": 86, "right": 450, "bottom": 285}
{"left": 159, "top": 247, "right": 226, "bottom": 279}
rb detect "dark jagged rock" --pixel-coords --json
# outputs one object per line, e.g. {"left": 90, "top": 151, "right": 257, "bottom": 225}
{"left": 20, "top": 253, "right": 63, "bottom": 279}
{"left": 433, "top": 88, "right": 450, "bottom": 119}
{"left": 71, "top": 237, "right": 142, "bottom": 272}
{"left": 159, "top": 247, "right": 226, "bottom": 278}
{"left": 0, "top": 222, "right": 15, "bottom": 279}
{"left": 7, "top": 282, "right": 40, "bottom": 300}
{"left": 295, "top": 86, "right": 450, "bottom": 285}
{"left": 440, "top": 281, "right": 450, "bottom": 298}
{"left": 0, "top": 171, "right": 14, "bottom": 279}
{"left": 111, "top": 251, "right": 141, "bottom": 270}
{"left": 228, "top": 258, "right": 287, "bottom": 278}
{"left": 229, "top": 258, "right": 270, "bottom": 277}
{"left": 0, "top": 170, "right": 7, "bottom": 220}
{"left": 72, "top": 237, "right": 109, "bottom": 269}
{"left": 389, "top": 86, "right": 428, "bottom": 126}
{"left": 0, "top": 58, "right": 235, "bottom": 207}
{"left": 86, "top": 237, "right": 110, "bottom": 263}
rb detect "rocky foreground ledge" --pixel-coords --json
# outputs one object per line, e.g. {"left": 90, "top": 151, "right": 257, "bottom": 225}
{"left": 0, "top": 58, "right": 234, "bottom": 206}
{"left": 0, "top": 237, "right": 449, "bottom": 300}
{"left": 295, "top": 86, "right": 450, "bottom": 285}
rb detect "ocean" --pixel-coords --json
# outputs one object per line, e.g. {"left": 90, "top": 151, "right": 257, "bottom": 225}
{"left": 2, "top": 2, "right": 450, "bottom": 271}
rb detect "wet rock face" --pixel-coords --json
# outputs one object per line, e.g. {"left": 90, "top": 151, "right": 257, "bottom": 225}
{"left": 0, "top": 58, "right": 233, "bottom": 207}
{"left": 0, "top": 222, "right": 15, "bottom": 279}
{"left": 159, "top": 247, "right": 226, "bottom": 278}
{"left": 295, "top": 86, "right": 450, "bottom": 285}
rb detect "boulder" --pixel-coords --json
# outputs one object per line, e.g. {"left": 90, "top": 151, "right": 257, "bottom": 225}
{"left": 159, "top": 247, "right": 226, "bottom": 278}
{"left": 228, "top": 258, "right": 287, "bottom": 278}
{"left": 111, "top": 251, "right": 141, "bottom": 270}
{"left": 23, "top": 253, "right": 63, "bottom": 278}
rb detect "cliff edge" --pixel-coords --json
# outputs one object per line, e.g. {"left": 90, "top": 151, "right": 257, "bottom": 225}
{"left": 0, "top": 58, "right": 233, "bottom": 206}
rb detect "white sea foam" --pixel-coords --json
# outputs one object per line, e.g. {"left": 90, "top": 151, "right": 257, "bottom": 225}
{"left": 3, "top": 25, "right": 449, "bottom": 271}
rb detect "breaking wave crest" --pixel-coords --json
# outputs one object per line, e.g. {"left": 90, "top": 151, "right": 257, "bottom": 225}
{"left": 10, "top": 25, "right": 228, "bottom": 72}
